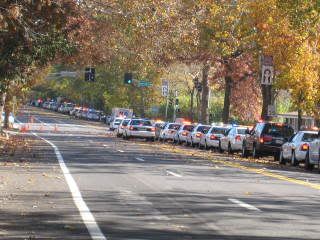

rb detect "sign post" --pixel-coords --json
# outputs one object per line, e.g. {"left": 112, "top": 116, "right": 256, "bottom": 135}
{"left": 162, "top": 80, "right": 169, "bottom": 121}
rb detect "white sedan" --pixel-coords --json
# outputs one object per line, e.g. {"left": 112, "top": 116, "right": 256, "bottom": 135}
{"left": 123, "top": 119, "right": 155, "bottom": 141}
{"left": 219, "top": 126, "right": 247, "bottom": 153}
{"left": 280, "top": 130, "right": 318, "bottom": 166}
{"left": 1, "top": 112, "right": 15, "bottom": 127}
{"left": 159, "top": 123, "right": 181, "bottom": 142}
{"left": 187, "top": 124, "right": 211, "bottom": 147}
{"left": 199, "top": 125, "right": 231, "bottom": 150}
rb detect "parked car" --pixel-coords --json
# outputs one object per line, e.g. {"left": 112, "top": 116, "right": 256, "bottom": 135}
{"left": 123, "top": 118, "right": 155, "bottom": 141}
{"left": 87, "top": 109, "right": 101, "bottom": 121}
{"left": 110, "top": 117, "right": 124, "bottom": 131}
{"left": 173, "top": 124, "right": 194, "bottom": 144}
{"left": 116, "top": 119, "right": 131, "bottom": 137}
{"left": 219, "top": 126, "right": 248, "bottom": 153}
{"left": 187, "top": 124, "right": 211, "bottom": 147}
{"left": 199, "top": 125, "right": 232, "bottom": 150}
{"left": 302, "top": 131, "right": 320, "bottom": 170}
{"left": 75, "top": 108, "right": 83, "bottom": 118}
{"left": 70, "top": 107, "right": 80, "bottom": 116}
{"left": 159, "top": 123, "right": 181, "bottom": 142}
{"left": 241, "top": 122, "right": 294, "bottom": 160}
{"left": 279, "top": 130, "right": 318, "bottom": 166}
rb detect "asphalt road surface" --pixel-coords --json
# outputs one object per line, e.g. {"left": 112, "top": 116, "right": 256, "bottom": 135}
{"left": 14, "top": 106, "right": 320, "bottom": 240}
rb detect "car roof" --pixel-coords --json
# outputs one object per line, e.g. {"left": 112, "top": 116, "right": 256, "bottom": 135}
{"left": 298, "top": 130, "right": 318, "bottom": 134}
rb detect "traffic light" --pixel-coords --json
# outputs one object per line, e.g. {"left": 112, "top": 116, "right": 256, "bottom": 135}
{"left": 124, "top": 73, "right": 133, "bottom": 84}
{"left": 85, "top": 67, "right": 95, "bottom": 82}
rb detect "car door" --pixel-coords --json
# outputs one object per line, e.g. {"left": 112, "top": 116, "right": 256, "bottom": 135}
{"left": 220, "top": 128, "right": 231, "bottom": 150}
{"left": 282, "top": 133, "right": 298, "bottom": 159}
{"left": 309, "top": 137, "right": 320, "bottom": 162}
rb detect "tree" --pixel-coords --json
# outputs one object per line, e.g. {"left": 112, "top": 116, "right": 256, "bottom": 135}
{"left": 0, "top": 1, "right": 80, "bottom": 129}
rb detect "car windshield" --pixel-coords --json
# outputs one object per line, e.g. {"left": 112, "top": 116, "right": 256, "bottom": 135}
{"left": 122, "top": 120, "right": 130, "bottom": 126}
{"left": 211, "top": 127, "right": 228, "bottom": 134}
{"left": 196, "top": 125, "right": 210, "bottom": 133}
{"left": 237, "top": 128, "right": 247, "bottom": 135}
{"left": 168, "top": 124, "right": 181, "bottom": 130}
{"left": 131, "top": 120, "right": 152, "bottom": 126}
{"left": 302, "top": 133, "right": 318, "bottom": 142}
{"left": 115, "top": 119, "right": 123, "bottom": 123}
{"left": 263, "top": 124, "right": 294, "bottom": 138}
{"left": 183, "top": 125, "right": 194, "bottom": 131}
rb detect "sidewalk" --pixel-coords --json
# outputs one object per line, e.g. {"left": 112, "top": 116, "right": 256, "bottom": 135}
{"left": 0, "top": 134, "right": 89, "bottom": 239}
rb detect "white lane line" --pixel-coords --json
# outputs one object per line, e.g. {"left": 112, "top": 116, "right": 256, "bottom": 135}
{"left": 135, "top": 157, "right": 145, "bottom": 162}
{"left": 33, "top": 132, "right": 107, "bottom": 240}
{"left": 228, "top": 198, "right": 261, "bottom": 211}
{"left": 103, "top": 144, "right": 109, "bottom": 147}
{"left": 117, "top": 150, "right": 124, "bottom": 153}
{"left": 166, "top": 170, "right": 182, "bottom": 178}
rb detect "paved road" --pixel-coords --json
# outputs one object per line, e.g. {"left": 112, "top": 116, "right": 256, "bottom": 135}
{"left": 14, "top": 106, "right": 320, "bottom": 240}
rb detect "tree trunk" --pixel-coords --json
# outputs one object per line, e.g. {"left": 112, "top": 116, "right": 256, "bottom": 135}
{"left": 4, "top": 104, "right": 10, "bottom": 129}
{"left": 261, "top": 85, "right": 272, "bottom": 121}
{"left": 222, "top": 76, "right": 232, "bottom": 123}
{"left": 297, "top": 108, "right": 302, "bottom": 131}
{"left": 190, "top": 88, "right": 195, "bottom": 122}
{"left": 0, "top": 92, "right": 7, "bottom": 131}
{"left": 200, "top": 63, "right": 210, "bottom": 124}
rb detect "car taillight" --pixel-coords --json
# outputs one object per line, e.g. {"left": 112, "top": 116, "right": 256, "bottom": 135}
{"left": 300, "top": 143, "right": 309, "bottom": 151}
{"left": 235, "top": 135, "right": 241, "bottom": 141}
{"left": 196, "top": 133, "right": 202, "bottom": 138}
{"left": 260, "top": 135, "right": 272, "bottom": 144}
{"left": 210, "top": 135, "right": 217, "bottom": 140}
{"left": 129, "top": 126, "right": 134, "bottom": 130}
{"left": 182, "top": 131, "right": 188, "bottom": 136}
{"left": 121, "top": 126, "right": 124, "bottom": 129}
{"left": 151, "top": 127, "right": 155, "bottom": 132}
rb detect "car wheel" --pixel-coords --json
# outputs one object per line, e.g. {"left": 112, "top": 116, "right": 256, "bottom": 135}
{"left": 227, "top": 143, "right": 233, "bottom": 155}
{"left": 305, "top": 151, "right": 314, "bottom": 171}
{"left": 199, "top": 142, "right": 204, "bottom": 150}
{"left": 191, "top": 139, "right": 195, "bottom": 148}
{"left": 291, "top": 151, "right": 299, "bottom": 166}
{"left": 279, "top": 150, "right": 286, "bottom": 165}
{"left": 177, "top": 137, "right": 181, "bottom": 145}
{"left": 241, "top": 143, "right": 248, "bottom": 158}
{"left": 252, "top": 144, "right": 259, "bottom": 159}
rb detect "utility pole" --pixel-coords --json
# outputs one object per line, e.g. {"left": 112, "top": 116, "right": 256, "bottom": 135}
{"left": 173, "top": 90, "right": 178, "bottom": 122}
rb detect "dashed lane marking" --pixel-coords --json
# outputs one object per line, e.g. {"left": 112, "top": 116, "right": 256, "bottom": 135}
{"left": 166, "top": 170, "right": 182, "bottom": 178}
{"left": 135, "top": 157, "right": 145, "bottom": 162}
{"left": 228, "top": 198, "right": 261, "bottom": 211}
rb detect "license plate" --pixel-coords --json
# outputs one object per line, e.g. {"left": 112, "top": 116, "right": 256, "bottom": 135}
{"left": 275, "top": 139, "right": 283, "bottom": 144}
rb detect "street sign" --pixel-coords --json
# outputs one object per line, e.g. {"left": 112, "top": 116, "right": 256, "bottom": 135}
{"left": 138, "top": 81, "right": 152, "bottom": 87}
{"left": 267, "top": 104, "right": 276, "bottom": 116}
{"left": 162, "top": 80, "right": 169, "bottom": 97}
{"left": 261, "top": 65, "right": 274, "bottom": 85}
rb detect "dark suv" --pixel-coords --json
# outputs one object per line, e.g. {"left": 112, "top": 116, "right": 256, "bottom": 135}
{"left": 241, "top": 122, "right": 294, "bottom": 160}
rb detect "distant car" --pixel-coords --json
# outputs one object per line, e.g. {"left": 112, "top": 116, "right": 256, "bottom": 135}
{"left": 159, "top": 123, "right": 181, "bottom": 142}
{"left": 280, "top": 130, "right": 318, "bottom": 166}
{"left": 199, "top": 125, "right": 232, "bottom": 150}
{"left": 123, "top": 119, "right": 155, "bottom": 141}
{"left": 241, "top": 122, "right": 294, "bottom": 160}
{"left": 87, "top": 109, "right": 101, "bottom": 121}
{"left": 110, "top": 118, "right": 124, "bottom": 131}
{"left": 219, "top": 126, "right": 248, "bottom": 153}
{"left": 187, "top": 124, "right": 211, "bottom": 147}
{"left": 81, "top": 108, "right": 89, "bottom": 119}
{"left": 70, "top": 107, "right": 80, "bottom": 116}
{"left": 173, "top": 124, "right": 194, "bottom": 144}
{"left": 75, "top": 108, "right": 83, "bottom": 118}
{"left": 116, "top": 119, "right": 131, "bottom": 137}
